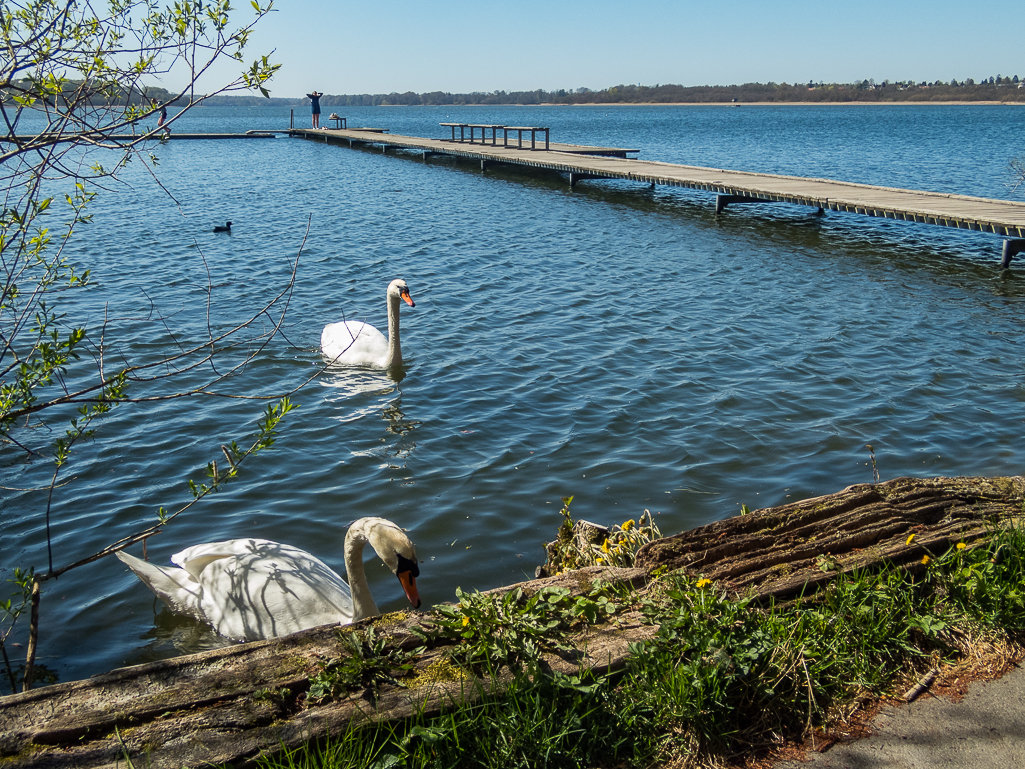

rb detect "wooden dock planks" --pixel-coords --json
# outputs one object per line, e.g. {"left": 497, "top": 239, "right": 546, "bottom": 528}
{"left": 291, "top": 127, "right": 1025, "bottom": 246}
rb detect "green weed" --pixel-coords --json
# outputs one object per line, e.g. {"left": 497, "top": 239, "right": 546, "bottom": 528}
{"left": 415, "top": 583, "right": 619, "bottom": 672}
{"left": 307, "top": 626, "right": 425, "bottom": 703}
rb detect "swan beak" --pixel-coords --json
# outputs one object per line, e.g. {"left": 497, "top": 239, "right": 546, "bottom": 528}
{"left": 400, "top": 288, "right": 415, "bottom": 308}
{"left": 398, "top": 569, "right": 421, "bottom": 609}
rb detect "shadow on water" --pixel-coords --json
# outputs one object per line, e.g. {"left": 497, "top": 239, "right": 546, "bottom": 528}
{"left": 122, "top": 601, "right": 234, "bottom": 669}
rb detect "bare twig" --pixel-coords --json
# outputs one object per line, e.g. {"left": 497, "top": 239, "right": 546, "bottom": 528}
{"left": 22, "top": 578, "right": 41, "bottom": 692}
{"left": 866, "top": 444, "right": 880, "bottom": 484}
{"left": 903, "top": 667, "right": 939, "bottom": 702}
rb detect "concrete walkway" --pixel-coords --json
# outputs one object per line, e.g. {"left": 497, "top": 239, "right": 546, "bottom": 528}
{"left": 773, "top": 665, "right": 1025, "bottom": 768}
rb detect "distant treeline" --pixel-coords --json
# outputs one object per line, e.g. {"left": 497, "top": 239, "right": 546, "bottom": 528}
{"left": 199, "top": 77, "right": 1025, "bottom": 107}
{"left": 1, "top": 81, "right": 181, "bottom": 106}
{"left": 10, "top": 78, "right": 1024, "bottom": 109}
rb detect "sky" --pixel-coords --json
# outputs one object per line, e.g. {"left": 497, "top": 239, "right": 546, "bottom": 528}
{"left": 185, "top": 0, "right": 1025, "bottom": 98}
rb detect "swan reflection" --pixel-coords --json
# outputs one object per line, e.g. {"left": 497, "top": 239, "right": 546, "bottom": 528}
{"left": 319, "top": 366, "right": 423, "bottom": 463}
{"left": 349, "top": 396, "right": 422, "bottom": 462}
{"left": 319, "top": 366, "right": 400, "bottom": 425}
{"left": 383, "top": 399, "right": 421, "bottom": 437}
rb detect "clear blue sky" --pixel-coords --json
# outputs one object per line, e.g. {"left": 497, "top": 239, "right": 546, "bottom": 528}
{"left": 191, "top": 0, "right": 1025, "bottom": 98}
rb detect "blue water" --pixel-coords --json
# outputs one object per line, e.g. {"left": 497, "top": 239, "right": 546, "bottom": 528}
{"left": 3, "top": 103, "right": 1025, "bottom": 686}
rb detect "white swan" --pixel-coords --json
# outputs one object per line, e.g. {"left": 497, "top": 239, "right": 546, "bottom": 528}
{"left": 321, "top": 279, "right": 415, "bottom": 368}
{"left": 116, "top": 517, "right": 421, "bottom": 641}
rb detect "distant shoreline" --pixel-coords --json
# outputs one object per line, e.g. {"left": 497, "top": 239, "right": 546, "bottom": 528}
{"left": 545, "top": 100, "right": 1023, "bottom": 107}
{"left": 337, "top": 100, "right": 1024, "bottom": 108}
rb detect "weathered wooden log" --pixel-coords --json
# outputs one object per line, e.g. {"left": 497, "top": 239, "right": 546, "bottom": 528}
{"left": 0, "top": 567, "right": 649, "bottom": 769}
{"left": 2, "top": 475, "right": 1022, "bottom": 768}
{"left": 636, "top": 475, "right": 1025, "bottom": 600}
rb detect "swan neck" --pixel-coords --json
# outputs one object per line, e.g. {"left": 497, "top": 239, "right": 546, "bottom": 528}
{"left": 386, "top": 292, "right": 402, "bottom": 367}
{"left": 344, "top": 527, "right": 379, "bottom": 620}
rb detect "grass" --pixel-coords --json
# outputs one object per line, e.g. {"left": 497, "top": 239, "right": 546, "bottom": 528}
{"left": 251, "top": 520, "right": 1025, "bottom": 769}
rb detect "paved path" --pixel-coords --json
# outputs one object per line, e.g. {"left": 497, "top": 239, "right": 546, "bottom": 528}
{"left": 773, "top": 666, "right": 1025, "bottom": 768}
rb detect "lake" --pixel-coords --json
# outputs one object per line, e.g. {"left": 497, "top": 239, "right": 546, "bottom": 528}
{"left": 2, "top": 103, "right": 1025, "bottom": 686}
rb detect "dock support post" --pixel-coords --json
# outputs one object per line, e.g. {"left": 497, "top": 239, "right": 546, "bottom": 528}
{"left": 569, "top": 172, "right": 613, "bottom": 188}
{"left": 1000, "top": 239, "right": 1025, "bottom": 269}
{"left": 481, "top": 159, "right": 488, "bottom": 172}
{"left": 715, "top": 193, "right": 768, "bottom": 214}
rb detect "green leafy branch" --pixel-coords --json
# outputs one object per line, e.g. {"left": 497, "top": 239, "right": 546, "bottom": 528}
{"left": 11, "top": 395, "right": 296, "bottom": 691}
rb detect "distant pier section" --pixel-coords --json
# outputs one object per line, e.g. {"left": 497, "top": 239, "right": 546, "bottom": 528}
{"left": 297, "top": 122, "right": 1025, "bottom": 268}
{"left": 4, "top": 130, "right": 282, "bottom": 143}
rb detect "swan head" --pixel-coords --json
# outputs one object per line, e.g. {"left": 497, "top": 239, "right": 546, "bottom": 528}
{"left": 387, "top": 279, "right": 415, "bottom": 308}
{"left": 354, "top": 517, "right": 421, "bottom": 609}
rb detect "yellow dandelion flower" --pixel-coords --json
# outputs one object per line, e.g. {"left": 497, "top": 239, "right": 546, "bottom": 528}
{"left": 921, "top": 555, "right": 930, "bottom": 566}
{"left": 696, "top": 578, "right": 711, "bottom": 589}
{"left": 956, "top": 542, "right": 966, "bottom": 550}
{"left": 906, "top": 533, "right": 916, "bottom": 545}
{"left": 461, "top": 616, "right": 470, "bottom": 627}
{"left": 622, "top": 520, "right": 635, "bottom": 531}
{"left": 601, "top": 540, "right": 610, "bottom": 553}
{"left": 596, "top": 557, "right": 604, "bottom": 565}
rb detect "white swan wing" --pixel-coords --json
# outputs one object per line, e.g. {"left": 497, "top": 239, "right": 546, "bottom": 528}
{"left": 187, "top": 540, "right": 355, "bottom": 641}
{"left": 171, "top": 538, "right": 274, "bottom": 581}
{"left": 321, "top": 321, "right": 389, "bottom": 367}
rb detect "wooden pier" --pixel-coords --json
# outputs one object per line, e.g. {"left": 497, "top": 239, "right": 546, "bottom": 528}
{"left": 291, "top": 126, "right": 1025, "bottom": 267}
{"left": 4, "top": 131, "right": 282, "bottom": 144}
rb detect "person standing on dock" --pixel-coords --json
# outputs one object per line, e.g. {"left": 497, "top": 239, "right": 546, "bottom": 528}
{"left": 306, "top": 90, "right": 322, "bottom": 129}
{"left": 150, "top": 99, "right": 170, "bottom": 136}
{"left": 158, "top": 103, "right": 169, "bottom": 136}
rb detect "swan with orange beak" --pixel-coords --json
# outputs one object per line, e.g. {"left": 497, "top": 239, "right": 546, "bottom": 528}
{"left": 322, "top": 279, "right": 416, "bottom": 368}
{"left": 117, "top": 517, "right": 421, "bottom": 641}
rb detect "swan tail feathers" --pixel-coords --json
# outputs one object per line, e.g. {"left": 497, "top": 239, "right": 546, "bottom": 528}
{"left": 116, "top": 550, "right": 204, "bottom": 619}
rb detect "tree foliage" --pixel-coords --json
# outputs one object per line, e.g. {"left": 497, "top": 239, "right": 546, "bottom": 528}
{"left": 1, "top": 0, "right": 291, "bottom": 692}
{"left": 256, "top": 77, "right": 1025, "bottom": 107}
{"left": 1010, "top": 156, "right": 1025, "bottom": 195}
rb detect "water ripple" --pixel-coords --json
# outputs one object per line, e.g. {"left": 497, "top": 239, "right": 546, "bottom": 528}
{"left": 4, "top": 105, "right": 1025, "bottom": 683}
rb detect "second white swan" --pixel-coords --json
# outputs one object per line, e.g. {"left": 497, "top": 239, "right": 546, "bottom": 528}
{"left": 321, "top": 278, "right": 415, "bottom": 368}
{"left": 116, "top": 517, "right": 421, "bottom": 641}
